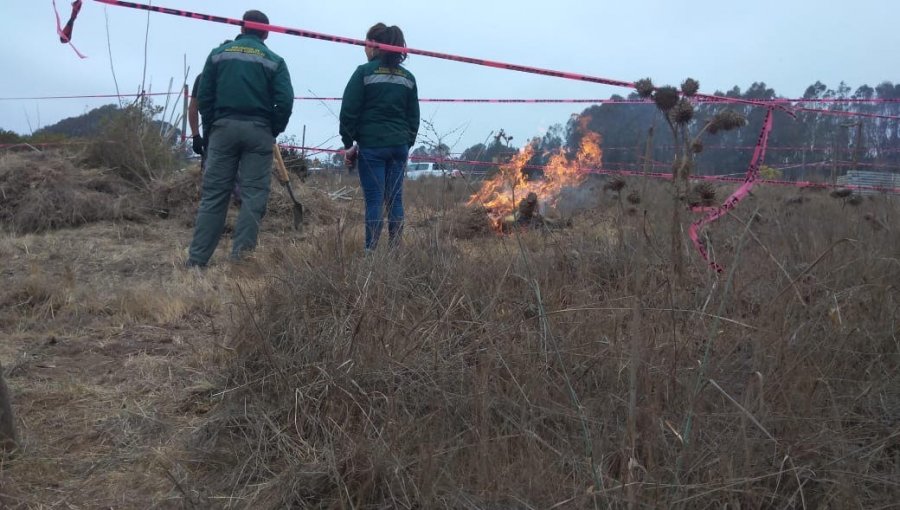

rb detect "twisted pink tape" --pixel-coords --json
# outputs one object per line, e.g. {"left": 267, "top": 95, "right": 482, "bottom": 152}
{"left": 689, "top": 109, "right": 775, "bottom": 273}
{"left": 52, "top": 0, "right": 86, "bottom": 58}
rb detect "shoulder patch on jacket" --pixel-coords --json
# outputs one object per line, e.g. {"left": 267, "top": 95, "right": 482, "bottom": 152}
{"left": 224, "top": 45, "right": 266, "bottom": 57}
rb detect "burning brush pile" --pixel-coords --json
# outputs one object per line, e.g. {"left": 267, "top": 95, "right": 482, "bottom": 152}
{"left": 462, "top": 131, "right": 603, "bottom": 234}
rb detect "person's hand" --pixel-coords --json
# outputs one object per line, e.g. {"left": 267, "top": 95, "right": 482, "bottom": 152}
{"left": 192, "top": 134, "right": 204, "bottom": 155}
{"left": 344, "top": 145, "right": 359, "bottom": 168}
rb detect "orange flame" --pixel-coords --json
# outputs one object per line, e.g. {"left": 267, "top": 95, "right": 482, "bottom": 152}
{"left": 468, "top": 130, "right": 602, "bottom": 230}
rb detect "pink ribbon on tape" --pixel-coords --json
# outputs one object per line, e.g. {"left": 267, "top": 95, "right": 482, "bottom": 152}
{"left": 689, "top": 108, "right": 775, "bottom": 273}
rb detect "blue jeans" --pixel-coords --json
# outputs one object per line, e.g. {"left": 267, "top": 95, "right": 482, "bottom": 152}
{"left": 357, "top": 145, "right": 408, "bottom": 250}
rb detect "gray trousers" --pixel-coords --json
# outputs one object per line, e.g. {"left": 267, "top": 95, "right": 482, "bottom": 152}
{"left": 188, "top": 118, "right": 273, "bottom": 266}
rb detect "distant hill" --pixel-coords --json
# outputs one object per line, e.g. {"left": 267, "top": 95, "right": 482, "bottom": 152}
{"left": 34, "top": 104, "right": 120, "bottom": 138}
{"left": 33, "top": 104, "right": 181, "bottom": 140}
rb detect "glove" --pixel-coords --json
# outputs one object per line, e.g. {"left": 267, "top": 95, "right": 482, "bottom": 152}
{"left": 192, "top": 134, "right": 204, "bottom": 155}
{"left": 344, "top": 145, "right": 359, "bottom": 169}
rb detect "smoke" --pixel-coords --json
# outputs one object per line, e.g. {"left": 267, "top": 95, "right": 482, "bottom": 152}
{"left": 554, "top": 174, "right": 607, "bottom": 217}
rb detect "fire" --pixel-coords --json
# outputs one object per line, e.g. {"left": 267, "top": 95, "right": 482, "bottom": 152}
{"left": 467, "top": 130, "right": 602, "bottom": 230}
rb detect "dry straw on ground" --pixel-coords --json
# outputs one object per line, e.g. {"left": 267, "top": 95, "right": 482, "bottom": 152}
{"left": 0, "top": 167, "right": 898, "bottom": 508}
{"left": 0, "top": 152, "right": 143, "bottom": 234}
{"left": 0, "top": 150, "right": 348, "bottom": 234}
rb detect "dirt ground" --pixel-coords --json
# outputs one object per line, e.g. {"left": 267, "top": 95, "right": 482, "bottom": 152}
{"left": 0, "top": 170, "right": 483, "bottom": 507}
{"left": 0, "top": 173, "right": 365, "bottom": 507}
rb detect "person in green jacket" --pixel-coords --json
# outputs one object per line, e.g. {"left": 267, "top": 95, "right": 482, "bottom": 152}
{"left": 186, "top": 10, "right": 294, "bottom": 268}
{"left": 340, "top": 23, "right": 419, "bottom": 252}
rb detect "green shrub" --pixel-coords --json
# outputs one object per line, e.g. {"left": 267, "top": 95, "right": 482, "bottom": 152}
{"left": 0, "top": 128, "right": 22, "bottom": 145}
{"left": 83, "top": 100, "right": 181, "bottom": 187}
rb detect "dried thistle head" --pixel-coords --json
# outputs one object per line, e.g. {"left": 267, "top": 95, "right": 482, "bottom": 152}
{"left": 681, "top": 78, "right": 700, "bottom": 97}
{"left": 603, "top": 177, "right": 626, "bottom": 192}
{"left": 707, "top": 110, "right": 747, "bottom": 134}
{"left": 830, "top": 188, "right": 853, "bottom": 199}
{"left": 691, "top": 182, "right": 717, "bottom": 206}
{"left": 635, "top": 78, "right": 655, "bottom": 99}
{"left": 671, "top": 98, "right": 694, "bottom": 124}
{"left": 694, "top": 182, "right": 717, "bottom": 200}
{"left": 653, "top": 86, "right": 680, "bottom": 112}
{"left": 691, "top": 140, "right": 704, "bottom": 154}
{"left": 626, "top": 190, "right": 641, "bottom": 204}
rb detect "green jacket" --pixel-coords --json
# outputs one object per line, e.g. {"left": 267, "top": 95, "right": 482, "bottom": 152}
{"left": 340, "top": 59, "right": 419, "bottom": 149}
{"left": 198, "top": 34, "right": 293, "bottom": 137}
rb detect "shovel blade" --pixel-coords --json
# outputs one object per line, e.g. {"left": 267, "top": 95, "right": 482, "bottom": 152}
{"left": 292, "top": 203, "right": 304, "bottom": 230}
{"left": 282, "top": 181, "right": 304, "bottom": 230}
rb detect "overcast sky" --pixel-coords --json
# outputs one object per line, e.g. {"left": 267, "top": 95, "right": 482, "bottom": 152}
{"left": 2, "top": 0, "right": 898, "bottom": 154}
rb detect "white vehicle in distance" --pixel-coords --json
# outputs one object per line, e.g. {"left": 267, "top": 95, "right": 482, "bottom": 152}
{"left": 406, "top": 162, "right": 462, "bottom": 180}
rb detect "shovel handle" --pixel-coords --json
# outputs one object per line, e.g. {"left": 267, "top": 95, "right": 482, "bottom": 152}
{"left": 272, "top": 144, "right": 290, "bottom": 184}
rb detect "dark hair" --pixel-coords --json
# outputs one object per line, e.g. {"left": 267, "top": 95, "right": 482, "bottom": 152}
{"left": 366, "top": 23, "right": 407, "bottom": 67}
{"left": 243, "top": 10, "right": 269, "bottom": 39}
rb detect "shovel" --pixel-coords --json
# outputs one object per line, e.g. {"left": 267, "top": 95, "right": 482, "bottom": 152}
{"left": 272, "top": 144, "right": 304, "bottom": 230}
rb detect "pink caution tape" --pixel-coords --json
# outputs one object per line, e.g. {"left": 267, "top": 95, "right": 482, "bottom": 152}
{"left": 3, "top": 89, "right": 897, "bottom": 121}
{"left": 279, "top": 143, "right": 899, "bottom": 194}
{"left": 93, "top": 0, "right": 633, "bottom": 88}
{"left": 291, "top": 97, "right": 897, "bottom": 120}
{"left": 604, "top": 145, "right": 900, "bottom": 154}
{"left": 91, "top": 0, "right": 798, "bottom": 114}
{"left": 798, "top": 105, "right": 900, "bottom": 120}
{"left": 16, "top": 138, "right": 895, "bottom": 195}
{"left": 294, "top": 96, "right": 900, "bottom": 106}
{"left": 5, "top": 93, "right": 896, "bottom": 105}
{"left": 689, "top": 109, "right": 775, "bottom": 272}
{"left": 0, "top": 92, "right": 176, "bottom": 101}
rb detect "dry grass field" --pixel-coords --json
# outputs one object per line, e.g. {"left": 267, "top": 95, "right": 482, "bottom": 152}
{"left": 1, "top": 150, "right": 898, "bottom": 508}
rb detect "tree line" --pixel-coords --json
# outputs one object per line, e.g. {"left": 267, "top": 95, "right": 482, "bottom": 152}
{"left": 4, "top": 79, "right": 899, "bottom": 182}
{"left": 432, "top": 80, "right": 900, "bottom": 180}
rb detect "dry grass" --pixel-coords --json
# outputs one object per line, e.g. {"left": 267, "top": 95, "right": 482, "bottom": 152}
{"left": 183, "top": 179, "right": 899, "bottom": 508}
{"left": 1, "top": 168, "right": 898, "bottom": 508}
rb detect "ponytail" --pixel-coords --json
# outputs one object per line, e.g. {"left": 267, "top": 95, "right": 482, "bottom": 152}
{"left": 366, "top": 23, "right": 407, "bottom": 67}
